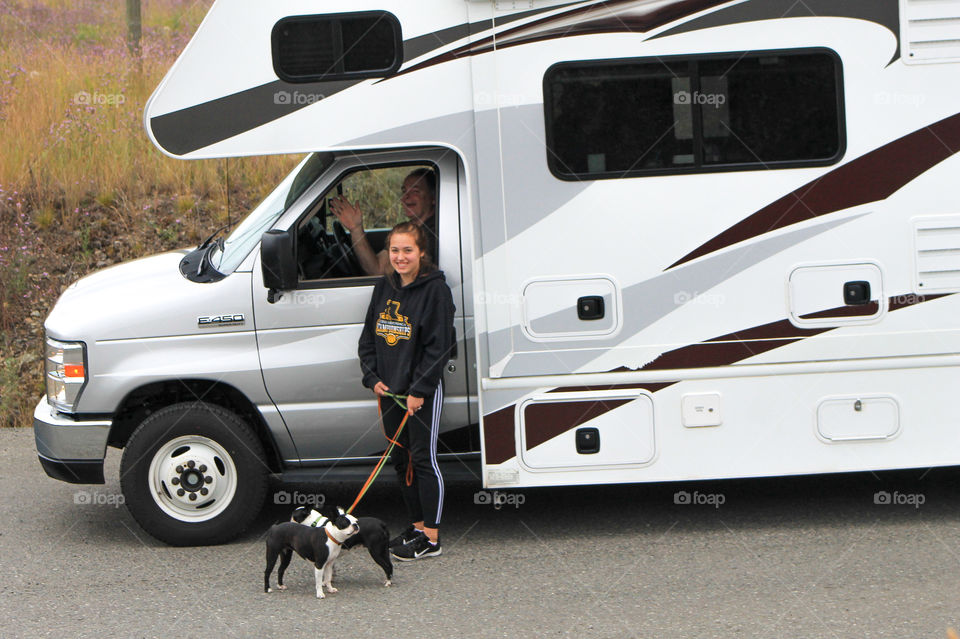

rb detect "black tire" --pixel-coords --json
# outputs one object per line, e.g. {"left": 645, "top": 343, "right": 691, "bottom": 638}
{"left": 120, "top": 401, "right": 268, "bottom": 546}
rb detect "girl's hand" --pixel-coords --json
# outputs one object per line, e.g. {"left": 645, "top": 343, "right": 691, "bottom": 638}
{"left": 406, "top": 395, "right": 424, "bottom": 415}
{"left": 373, "top": 382, "right": 389, "bottom": 397}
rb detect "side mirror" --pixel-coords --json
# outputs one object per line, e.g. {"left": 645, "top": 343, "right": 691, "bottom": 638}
{"left": 261, "top": 229, "right": 297, "bottom": 303}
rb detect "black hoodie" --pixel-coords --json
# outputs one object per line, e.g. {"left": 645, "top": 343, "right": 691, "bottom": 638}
{"left": 358, "top": 269, "right": 456, "bottom": 398}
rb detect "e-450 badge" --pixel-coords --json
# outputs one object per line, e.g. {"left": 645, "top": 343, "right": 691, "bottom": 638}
{"left": 198, "top": 313, "right": 245, "bottom": 327}
{"left": 375, "top": 300, "right": 412, "bottom": 346}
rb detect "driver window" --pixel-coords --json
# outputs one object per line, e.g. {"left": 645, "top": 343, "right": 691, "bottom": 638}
{"left": 297, "top": 163, "right": 436, "bottom": 281}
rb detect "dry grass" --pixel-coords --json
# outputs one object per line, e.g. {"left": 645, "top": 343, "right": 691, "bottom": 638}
{"left": 0, "top": 0, "right": 303, "bottom": 425}
{"left": 0, "top": 0, "right": 298, "bottom": 222}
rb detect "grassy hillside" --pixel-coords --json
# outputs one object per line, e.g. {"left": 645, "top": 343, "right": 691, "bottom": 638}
{"left": 0, "top": 0, "right": 302, "bottom": 425}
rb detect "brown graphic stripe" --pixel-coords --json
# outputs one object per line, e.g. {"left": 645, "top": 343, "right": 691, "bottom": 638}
{"left": 642, "top": 337, "right": 803, "bottom": 371}
{"left": 547, "top": 378, "right": 674, "bottom": 394}
{"left": 391, "top": 0, "right": 729, "bottom": 79}
{"left": 704, "top": 319, "right": 825, "bottom": 342}
{"left": 524, "top": 399, "right": 632, "bottom": 451}
{"left": 484, "top": 292, "right": 953, "bottom": 465}
{"left": 799, "top": 301, "right": 879, "bottom": 320}
{"left": 668, "top": 112, "right": 960, "bottom": 270}
{"left": 482, "top": 405, "right": 517, "bottom": 466}
{"left": 475, "top": 0, "right": 731, "bottom": 54}
{"left": 650, "top": 0, "right": 901, "bottom": 65}
{"left": 888, "top": 293, "right": 949, "bottom": 312}
{"left": 391, "top": 0, "right": 900, "bottom": 81}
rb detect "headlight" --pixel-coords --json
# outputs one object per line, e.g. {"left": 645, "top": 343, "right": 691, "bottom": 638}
{"left": 45, "top": 337, "right": 87, "bottom": 412}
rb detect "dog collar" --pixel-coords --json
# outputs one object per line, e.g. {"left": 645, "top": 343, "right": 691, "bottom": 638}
{"left": 325, "top": 527, "right": 342, "bottom": 546}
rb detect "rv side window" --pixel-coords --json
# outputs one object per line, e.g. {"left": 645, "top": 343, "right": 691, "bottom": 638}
{"left": 544, "top": 49, "right": 844, "bottom": 180}
{"left": 272, "top": 12, "right": 402, "bottom": 83}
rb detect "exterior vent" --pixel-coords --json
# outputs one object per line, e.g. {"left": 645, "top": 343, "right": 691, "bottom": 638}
{"left": 914, "top": 216, "right": 960, "bottom": 292}
{"left": 902, "top": 0, "right": 960, "bottom": 63}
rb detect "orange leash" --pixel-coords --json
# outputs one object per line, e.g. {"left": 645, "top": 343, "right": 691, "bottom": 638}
{"left": 345, "top": 396, "right": 413, "bottom": 515}
{"left": 377, "top": 392, "right": 415, "bottom": 487}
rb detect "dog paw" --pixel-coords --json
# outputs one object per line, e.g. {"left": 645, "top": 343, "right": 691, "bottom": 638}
{"left": 316, "top": 592, "right": 325, "bottom": 599}
{"left": 384, "top": 580, "right": 392, "bottom": 587}
{"left": 266, "top": 587, "right": 273, "bottom": 593}
{"left": 276, "top": 584, "right": 287, "bottom": 591}
{"left": 326, "top": 586, "right": 338, "bottom": 593}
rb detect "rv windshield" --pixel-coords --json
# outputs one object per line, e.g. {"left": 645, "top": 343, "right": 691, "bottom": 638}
{"left": 210, "top": 152, "right": 333, "bottom": 274}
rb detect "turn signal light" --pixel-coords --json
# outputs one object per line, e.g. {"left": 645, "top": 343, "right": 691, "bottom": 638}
{"left": 65, "top": 364, "right": 85, "bottom": 378}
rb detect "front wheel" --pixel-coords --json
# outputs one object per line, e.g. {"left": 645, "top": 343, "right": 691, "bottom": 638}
{"left": 120, "top": 402, "right": 268, "bottom": 546}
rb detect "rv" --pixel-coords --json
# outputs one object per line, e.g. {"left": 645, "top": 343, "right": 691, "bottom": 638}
{"left": 34, "top": 0, "right": 960, "bottom": 544}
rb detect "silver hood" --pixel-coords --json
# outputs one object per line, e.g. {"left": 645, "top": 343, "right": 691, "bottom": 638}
{"left": 45, "top": 250, "right": 254, "bottom": 342}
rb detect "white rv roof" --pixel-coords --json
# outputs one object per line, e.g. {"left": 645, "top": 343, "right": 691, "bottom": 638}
{"left": 144, "top": 0, "right": 902, "bottom": 159}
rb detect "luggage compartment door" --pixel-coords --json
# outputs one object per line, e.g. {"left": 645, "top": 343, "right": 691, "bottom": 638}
{"left": 518, "top": 391, "right": 655, "bottom": 471}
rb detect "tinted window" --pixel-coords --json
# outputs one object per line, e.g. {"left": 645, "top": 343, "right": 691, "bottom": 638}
{"left": 544, "top": 50, "right": 843, "bottom": 180}
{"left": 273, "top": 12, "right": 402, "bottom": 82}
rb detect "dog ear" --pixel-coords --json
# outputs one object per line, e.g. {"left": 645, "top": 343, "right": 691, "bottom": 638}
{"left": 337, "top": 506, "right": 345, "bottom": 515}
{"left": 319, "top": 505, "right": 336, "bottom": 520}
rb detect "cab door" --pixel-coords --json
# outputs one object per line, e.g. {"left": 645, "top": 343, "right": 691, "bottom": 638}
{"left": 252, "top": 150, "right": 472, "bottom": 466}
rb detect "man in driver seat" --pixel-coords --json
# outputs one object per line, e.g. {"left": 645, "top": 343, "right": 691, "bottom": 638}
{"left": 330, "top": 168, "right": 437, "bottom": 276}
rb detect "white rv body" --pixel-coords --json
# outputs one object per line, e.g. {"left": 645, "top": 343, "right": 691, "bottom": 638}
{"left": 141, "top": 0, "right": 960, "bottom": 486}
{"left": 34, "top": 0, "right": 960, "bottom": 543}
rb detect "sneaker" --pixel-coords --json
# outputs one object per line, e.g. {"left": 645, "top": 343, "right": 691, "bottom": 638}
{"left": 391, "top": 531, "right": 441, "bottom": 561}
{"left": 389, "top": 525, "right": 421, "bottom": 549}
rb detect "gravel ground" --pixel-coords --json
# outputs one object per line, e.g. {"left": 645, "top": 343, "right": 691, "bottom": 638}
{"left": 3, "top": 426, "right": 960, "bottom": 638}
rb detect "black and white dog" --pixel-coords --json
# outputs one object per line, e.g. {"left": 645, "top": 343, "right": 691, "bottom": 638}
{"left": 264, "top": 508, "right": 360, "bottom": 598}
{"left": 292, "top": 506, "right": 393, "bottom": 586}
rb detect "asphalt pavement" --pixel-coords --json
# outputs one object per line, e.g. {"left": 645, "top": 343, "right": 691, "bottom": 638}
{"left": 3, "top": 426, "right": 960, "bottom": 638}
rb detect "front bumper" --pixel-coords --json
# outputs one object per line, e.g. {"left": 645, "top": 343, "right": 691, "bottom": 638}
{"left": 33, "top": 397, "right": 110, "bottom": 484}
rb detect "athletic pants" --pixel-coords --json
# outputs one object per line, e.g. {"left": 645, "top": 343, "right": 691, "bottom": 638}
{"left": 380, "top": 379, "right": 445, "bottom": 529}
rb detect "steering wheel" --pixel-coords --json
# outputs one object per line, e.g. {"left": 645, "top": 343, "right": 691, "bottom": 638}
{"left": 331, "top": 220, "right": 363, "bottom": 276}
{"left": 297, "top": 220, "right": 331, "bottom": 280}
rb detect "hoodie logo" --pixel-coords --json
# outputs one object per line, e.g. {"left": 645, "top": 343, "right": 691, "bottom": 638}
{"left": 375, "top": 300, "right": 412, "bottom": 346}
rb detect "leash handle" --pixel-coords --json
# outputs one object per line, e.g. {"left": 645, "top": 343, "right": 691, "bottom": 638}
{"left": 381, "top": 390, "right": 408, "bottom": 411}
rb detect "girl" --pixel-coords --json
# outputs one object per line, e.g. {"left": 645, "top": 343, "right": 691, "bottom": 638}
{"left": 358, "top": 221, "right": 455, "bottom": 560}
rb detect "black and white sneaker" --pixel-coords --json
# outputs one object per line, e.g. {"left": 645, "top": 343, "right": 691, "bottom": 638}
{"left": 389, "top": 525, "right": 421, "bottom": 549}
{"left": 391, "top": 532, "right": 441, "bottom": 561}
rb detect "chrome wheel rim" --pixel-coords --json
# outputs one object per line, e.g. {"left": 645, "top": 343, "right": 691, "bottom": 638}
{"left": 147, "top": 435, "right": 238, "bottom": 522}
